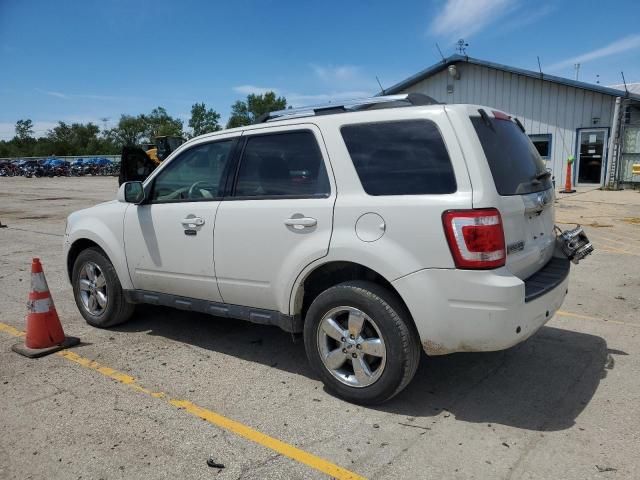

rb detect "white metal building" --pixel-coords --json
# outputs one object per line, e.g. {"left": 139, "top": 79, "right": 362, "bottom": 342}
{"left": 385, "top": 55, "right": 640, "bottom": 188}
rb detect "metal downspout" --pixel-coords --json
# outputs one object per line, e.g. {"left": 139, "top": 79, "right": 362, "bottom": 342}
{"left": 605, "top": 97, "right": 622, "bottom": 187}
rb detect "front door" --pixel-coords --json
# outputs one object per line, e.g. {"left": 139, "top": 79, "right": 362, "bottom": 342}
{"left": 123, "top": 137, "right": 237, "bottom": 301}
{"left": 577, "top": 129, "right": 608, "bottom": 185}
{"left": 214, "top": 126, "right": 335, "bottom": 313}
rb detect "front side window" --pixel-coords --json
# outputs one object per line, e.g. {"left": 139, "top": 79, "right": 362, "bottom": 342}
{"left": 151, "top": 140, "right": 234, "bottom": 202}
{"left": 234, "top": 131, "right": 330, "bottom": 198}
{"left": 340, "top": 119, "right": 456, "bottom": 195}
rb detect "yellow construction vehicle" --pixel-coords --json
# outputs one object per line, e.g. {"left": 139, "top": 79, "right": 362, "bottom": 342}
{"left": 119, "top": 136, "right": 184, "bottom": 185}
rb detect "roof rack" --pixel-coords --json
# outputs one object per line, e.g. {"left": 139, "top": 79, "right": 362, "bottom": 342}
{"left": 256, "top": 93, "right": 441, "bottom": 123}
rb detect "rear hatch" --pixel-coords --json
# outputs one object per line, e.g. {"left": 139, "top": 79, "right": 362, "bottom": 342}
{"left": 470, "top": 109, "right": 555, "bottom": 280}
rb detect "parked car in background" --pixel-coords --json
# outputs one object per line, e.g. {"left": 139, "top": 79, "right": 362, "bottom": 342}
{"left": 0, "top": 160, "right": 18, "bottom": 176}
{"left": 42, "top": 158, "right": 70, "bottom": 177}
{"left": 16, "top": 159, "right": 44, "bottom": 177}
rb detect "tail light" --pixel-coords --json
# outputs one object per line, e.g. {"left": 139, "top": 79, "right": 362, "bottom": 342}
{"left": 442, "top": 208, "right": 506, "bottom": 269}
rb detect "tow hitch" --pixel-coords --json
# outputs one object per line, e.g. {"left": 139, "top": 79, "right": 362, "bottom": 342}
{"left": 555, "top": 225, "right": 594, "bottom": 264}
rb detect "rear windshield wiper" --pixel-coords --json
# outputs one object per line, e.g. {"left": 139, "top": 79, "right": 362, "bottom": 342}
{"left": 529, "top": 170, "right": 551, "bottom": 185}
{"left": 534, "top": 170, "right": 552, "bottom": 180}
{"left": 477, "top": 109, "right": 494, "bottom": 131}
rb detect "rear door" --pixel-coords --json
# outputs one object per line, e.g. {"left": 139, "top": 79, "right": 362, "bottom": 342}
{"left": 469, "top": 109, "right": 555, "bottom": 280}
{"left": 213, "top": 125, "right": 335, "bottom": 313}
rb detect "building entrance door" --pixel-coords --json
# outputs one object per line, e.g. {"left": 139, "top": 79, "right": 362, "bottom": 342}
{"left": 577, "top": 129, "right": 608, "bottom": 185}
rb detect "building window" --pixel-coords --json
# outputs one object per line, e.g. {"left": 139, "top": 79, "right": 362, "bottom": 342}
{"left": 529, "top": 134, "right": 552, "bottom": 159}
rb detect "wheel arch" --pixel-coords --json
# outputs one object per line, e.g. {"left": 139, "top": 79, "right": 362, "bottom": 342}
{"left": 66, "top": 230, "right": 133, "bottom": 290}
{"left": 290, "top": 260, "right": 417, "bottom": 331}
{"left": 66, "top": 238, "right": 104, "bottom": 282}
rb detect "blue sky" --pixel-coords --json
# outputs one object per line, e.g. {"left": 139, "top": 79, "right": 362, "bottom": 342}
{"left": 1, "top": 0, "right": 639, "bottom": 140}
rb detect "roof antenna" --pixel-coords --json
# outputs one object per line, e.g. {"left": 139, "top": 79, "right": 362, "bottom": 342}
{"left": 536, "top": 56, "right": 543, "bottom": 79}
{"left": 435, "top": 42, "right": 446, "bottom": 62}
{"left": 621, "top": 71, "right": 629, "bottom": 96}
{"left": 375, "top": 76, "right": 385, "bottom": 95}
{"left": 456, "top": 39, "right": 468, "bottom": 55}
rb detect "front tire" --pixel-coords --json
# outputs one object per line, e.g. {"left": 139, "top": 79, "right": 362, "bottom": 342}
{"left": 304, "top": 281, "right": 421, "bottom": 405}
{"left": 72, "top": 247, "right": 134, "bottom": 328}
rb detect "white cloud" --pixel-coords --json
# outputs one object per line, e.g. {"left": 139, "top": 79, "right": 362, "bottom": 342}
{"left": 0, "top": 120, "right": 60, "bottom": 141}
{"left": 229, "top": 85, "right": 374, "bottom": 108}
{"left": 310, "top": 64, "right": 361, "bottom": 83}
{"left": 498, "top": 4, "right": 556, "bottom": 34}
{"left": 232, "top": 63, "right": 376, "bottom": 107}
{"left": 37, "top": 89, "right": 69, "bottom": 99}
{"left": 429, "top": 0, "right": 515, "bottom": 39}
{"left": 35, "top": 88, "right": 141, "bottom": 102}
{"left": 546, "top": 34, "right": 640, "bottom": 71}
{"left": 232, "top": 85, "right": 279, "bottom": 95}
{"left": 286, "top": 90, "right": 374, "bottom": 107}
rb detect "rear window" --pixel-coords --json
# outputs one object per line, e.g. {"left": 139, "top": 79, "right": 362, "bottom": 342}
{"left": 471, "top": 114, "right": 552, "bottom": 195}
{"left": 340, "top": 120, "right": 456, "bottom": 195}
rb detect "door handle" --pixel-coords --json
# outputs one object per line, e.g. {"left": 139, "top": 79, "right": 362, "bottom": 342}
{"left": 284, "top": 217, "right": 317, "bottom": 228}
{"left": 181, "top": 216, "right": 205, "bottom": 228}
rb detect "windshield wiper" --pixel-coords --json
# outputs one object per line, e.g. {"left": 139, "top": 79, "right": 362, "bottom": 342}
{"left": 534, "top": 170, "right": 552, "bottom": 180}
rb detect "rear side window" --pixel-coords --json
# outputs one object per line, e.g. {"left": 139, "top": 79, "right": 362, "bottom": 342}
{"left": 340, "top": 120, "right": 456, "bottom": 195}
{"left": 234, "top": 131, "right": 330, "bottom": 198}
{"left": 471, "top": 115, "right": 552, "bottom": 195}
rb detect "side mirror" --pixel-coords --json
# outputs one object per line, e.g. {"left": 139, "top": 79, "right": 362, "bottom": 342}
{"left": 117, "top": 181, "right": 145, "bottom": 204}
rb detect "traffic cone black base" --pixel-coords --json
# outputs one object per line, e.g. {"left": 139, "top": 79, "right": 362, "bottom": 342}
{"left": 12, "top": 336, "right": 80, "bottom": 358}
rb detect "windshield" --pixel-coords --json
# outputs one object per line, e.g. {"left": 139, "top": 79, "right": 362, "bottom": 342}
{"left": 471, "top": 114, "right": 552, "bottom": 195}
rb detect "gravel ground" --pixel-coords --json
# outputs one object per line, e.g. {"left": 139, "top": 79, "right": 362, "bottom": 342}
{"left": 1, "top": 176, "right": 639, "bottom": 479}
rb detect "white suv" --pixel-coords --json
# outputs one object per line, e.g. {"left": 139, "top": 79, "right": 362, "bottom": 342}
{"left": 64, "top": 94, "right": 578, "bottom": 404}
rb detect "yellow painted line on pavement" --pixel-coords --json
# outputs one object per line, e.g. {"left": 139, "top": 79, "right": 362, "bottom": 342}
{"left": 556, "top": 310, "right": 638, "bottom": 328}
{"left": 0, "top": 322, "right": 366, "bottom": 480}
{"left": 0, "top": 322, "right": 25, "bottom": 337}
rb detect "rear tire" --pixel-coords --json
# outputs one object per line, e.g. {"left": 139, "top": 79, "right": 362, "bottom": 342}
{"left": 72, "top": 247, "right": 134, "bottom": 328}
{"left": 304, "top": 281, "right": 420, "bottom": 405}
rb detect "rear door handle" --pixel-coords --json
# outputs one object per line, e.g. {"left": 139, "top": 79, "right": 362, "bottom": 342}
{"left": 181, "top": 217, "right": 205, "bottom": 228}
{"left": 284, "top": 217, "right": 317, "bottom": 228}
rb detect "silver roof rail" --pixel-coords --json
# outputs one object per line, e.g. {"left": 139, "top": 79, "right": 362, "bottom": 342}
{"left": 257, "top": 93, "right": 441, "bottom": 123}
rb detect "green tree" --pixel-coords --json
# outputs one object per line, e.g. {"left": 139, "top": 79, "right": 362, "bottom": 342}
{"left": 45, "top": 121, "right": 102, "bottom": 156}
{"left": 144, "top": 107, "right": 183, "bottom": 140}
{"left": 226, "top": 91, "right": 286, "bottom": 128}
{"left": 15, "top": 119, "right": 34, "bottom": 141}
{"left": 109, "top": 114, "right": 147, "bottom": 147}
{"left": 189, "top": 103, "right": 221, "bottom": 137}
{"left": 108, "top": 107, "right": 183, "bottom": 148}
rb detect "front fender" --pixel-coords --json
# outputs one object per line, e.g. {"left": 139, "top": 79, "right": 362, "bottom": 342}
{"left": 64, "top": 203, "right": 132, "bottom": 290}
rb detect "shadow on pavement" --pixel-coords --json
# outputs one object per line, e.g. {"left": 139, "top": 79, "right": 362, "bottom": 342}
{"left": 116, "top": 306, "right": 616, "bottom": 432}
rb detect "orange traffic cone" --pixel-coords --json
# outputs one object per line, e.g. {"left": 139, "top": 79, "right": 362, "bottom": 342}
{"left": 12, "top": 258, "right": 79, "bottom": 358}
{"left": 559, "top": 155, "right": 576, "bottom": 194}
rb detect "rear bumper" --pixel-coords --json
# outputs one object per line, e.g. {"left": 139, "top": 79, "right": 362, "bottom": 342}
{"left": 392, "top": 256, "right": 570, "bottom": 355}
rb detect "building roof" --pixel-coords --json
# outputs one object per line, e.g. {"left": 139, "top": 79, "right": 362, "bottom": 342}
{"left": 608, "top": 83, "right": 640, "bottom": 95}
{"left": 385, "top": 55, "right": 640, "bottom": 100}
